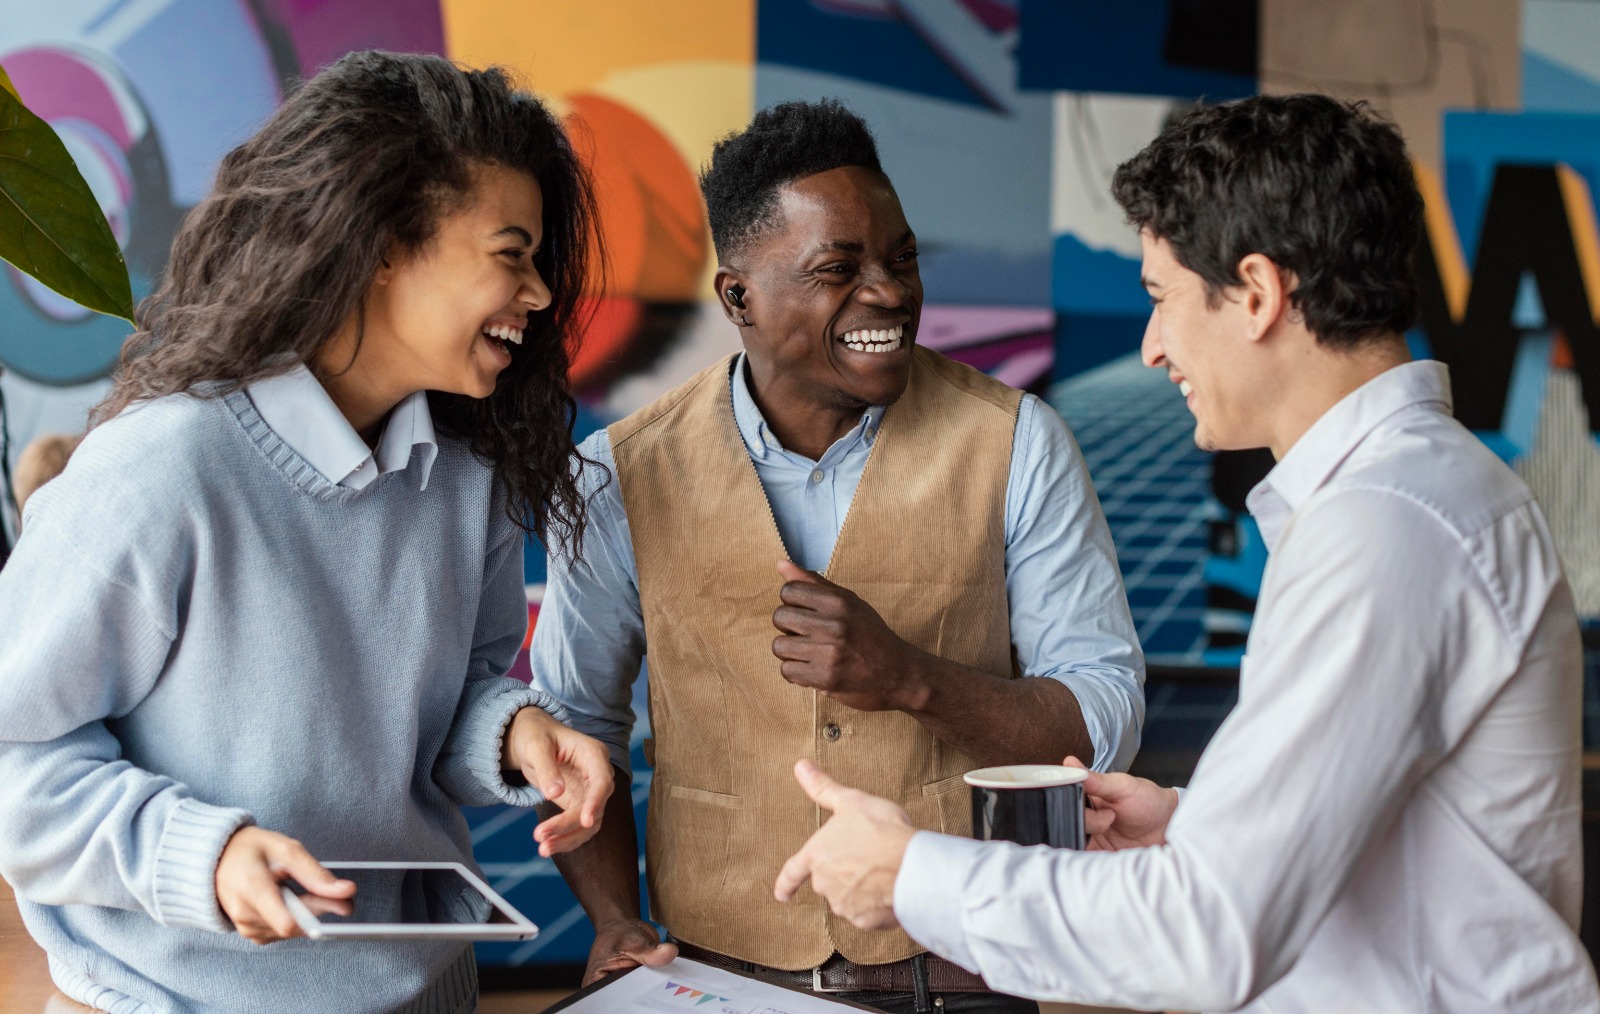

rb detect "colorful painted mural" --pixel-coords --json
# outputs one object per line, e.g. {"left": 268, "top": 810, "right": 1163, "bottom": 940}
{"left": 5, "top": 0, "right": 1600, "bottom": 971}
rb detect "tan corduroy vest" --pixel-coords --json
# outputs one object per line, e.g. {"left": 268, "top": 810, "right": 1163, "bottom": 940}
{"left": 609, "top": 345, "right": 1021, "bottom": 969}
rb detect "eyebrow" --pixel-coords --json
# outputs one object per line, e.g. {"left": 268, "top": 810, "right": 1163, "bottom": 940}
{"left": 805, "top": 230, "right": 916, "bottom": 257}
{"left": 493, "top": 226, "right": 534, "bottom": 245}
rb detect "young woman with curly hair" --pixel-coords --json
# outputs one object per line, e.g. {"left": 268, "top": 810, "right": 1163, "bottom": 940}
{"left": 0, "top": 50, "right": 615, "bottom": 1014}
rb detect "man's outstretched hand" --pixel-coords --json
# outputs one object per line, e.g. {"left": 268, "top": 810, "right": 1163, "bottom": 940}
{"left": 774, "top": 759, "right": 916, "bottom": 931}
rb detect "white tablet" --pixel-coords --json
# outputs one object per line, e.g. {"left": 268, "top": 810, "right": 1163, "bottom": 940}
{"left": 279, "top": 861, "right": 538, "bottom": 941}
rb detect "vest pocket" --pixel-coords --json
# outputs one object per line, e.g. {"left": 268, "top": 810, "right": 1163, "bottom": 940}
{"left": 654, "top": 780, "right": 741, "bottom": 896}
{"left": 667, "top": 784, "right": 741, "bottom": 809}
{"left": 919, "top": 773, "right": 973, "bottom": 836}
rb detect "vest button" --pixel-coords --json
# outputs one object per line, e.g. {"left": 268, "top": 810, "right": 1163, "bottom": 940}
{"left": 823, "top": 722, "right": 841, "bottom": 741}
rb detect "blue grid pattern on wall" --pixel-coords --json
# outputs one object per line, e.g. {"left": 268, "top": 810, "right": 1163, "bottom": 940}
{"left": 1048, "top": 353, "right": 1212, "bottom": 662}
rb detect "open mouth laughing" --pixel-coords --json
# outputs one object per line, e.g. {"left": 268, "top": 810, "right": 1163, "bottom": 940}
{"left": 480, "top": 320, "right": 525, "bottom": 359}
{"left": 836, "top": 323, "right": 904, "bottom": 354}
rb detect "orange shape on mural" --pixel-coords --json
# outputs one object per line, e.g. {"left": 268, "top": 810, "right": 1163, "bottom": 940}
{"left": 563, "top": 93, "right": 708, "bottom": 392}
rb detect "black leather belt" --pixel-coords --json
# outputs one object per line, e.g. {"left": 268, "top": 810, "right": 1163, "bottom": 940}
{"left": 675, "top": 941, "right": 991, "bottom": 994}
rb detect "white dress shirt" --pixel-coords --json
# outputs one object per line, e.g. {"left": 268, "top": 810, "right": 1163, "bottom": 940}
{"left": 895, "top": 362, "right": 1598, "bottom": 1012}
{"left": 245, "top": 365, "right": 437, "bottom": 489}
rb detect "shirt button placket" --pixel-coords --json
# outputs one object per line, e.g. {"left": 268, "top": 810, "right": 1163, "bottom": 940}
{"left": 822, "top": 722, "right": 841, "bottom": 741}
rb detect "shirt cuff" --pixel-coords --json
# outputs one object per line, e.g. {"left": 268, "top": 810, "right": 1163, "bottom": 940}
{"left": 1050, "top": 669, "right": 1138, "bottom": 772}
{"left": 439, "top": 677, "right": 573, "bottom": 808}
{"left": 152, "top": 797, "right": 256, "bottom": 934}
{"left": 605, "top": 737, "right": 632, "bottom": 777}
{"left": 559, "top": 712, "right": 633, "bottom": 776}
{"left": 893, "top": 831, "right": 987, "bottom": 973}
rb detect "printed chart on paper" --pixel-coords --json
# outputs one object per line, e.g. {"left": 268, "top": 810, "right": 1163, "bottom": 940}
{"left": 555, "top": 958, "right": 874, "bottom": 1013}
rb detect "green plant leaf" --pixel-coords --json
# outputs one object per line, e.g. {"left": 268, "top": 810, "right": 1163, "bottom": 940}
{"left": 0, "top": 84, "right": 134, "bottom": 322}
{"left": 0, "top": 64, "right": 17, "bottom": 101}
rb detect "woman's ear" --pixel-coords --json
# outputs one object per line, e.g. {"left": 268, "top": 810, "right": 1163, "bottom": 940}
{"left": 372, "top": 244, "right": 402, "bottom": 286}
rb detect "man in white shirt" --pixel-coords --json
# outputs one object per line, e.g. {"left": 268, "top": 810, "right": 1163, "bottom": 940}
{"left": 771, "top": 94, "right": 1600, "bottom": 1012}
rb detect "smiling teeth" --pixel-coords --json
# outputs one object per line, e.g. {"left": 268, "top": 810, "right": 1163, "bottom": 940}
{"left": 1178, "top": 380, "right": 1193, "bottom": 397}
{"left": 839, "top": 324, "right": 904, "bottom": 353}
{"left": 483, "top": 324, "right": 524, "bottom": 345}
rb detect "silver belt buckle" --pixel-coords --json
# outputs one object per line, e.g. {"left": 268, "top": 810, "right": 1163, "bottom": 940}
{"left": 811, "top": 965, "right": 848, "bottom": 993}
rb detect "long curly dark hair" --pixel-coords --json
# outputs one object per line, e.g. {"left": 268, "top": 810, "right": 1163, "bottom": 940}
{"left": 93, "top": 50, "right": 602, "bottom": 555}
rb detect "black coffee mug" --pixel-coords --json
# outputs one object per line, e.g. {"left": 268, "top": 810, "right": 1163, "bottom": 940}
{"left": 965, "top": 764, "right": 1088, "bottom": 849}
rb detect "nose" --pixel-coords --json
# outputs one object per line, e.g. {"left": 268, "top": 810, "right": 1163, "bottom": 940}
{"left": 1140, "top": 312, "right": 1164, "bottom": 369}
{"left": 854, "top": 265, "right": 914, "bottom": 310}
{"left": 518, "top": 263, "right": 552, "bottom": 313}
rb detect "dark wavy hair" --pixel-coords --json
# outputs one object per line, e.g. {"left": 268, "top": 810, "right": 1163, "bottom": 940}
{"left": 1112, "top": 94, "right": 1423, "bottom": 347}
{"left": 700, "top": 98, "right": 885, "bottom": 263}
{"left": 93, "top": 50, "right": 601, "bottom": 554}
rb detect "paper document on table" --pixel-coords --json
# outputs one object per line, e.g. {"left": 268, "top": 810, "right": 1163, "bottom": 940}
{"left": 550, "top": 957, "right": 879, "bottom": 1013}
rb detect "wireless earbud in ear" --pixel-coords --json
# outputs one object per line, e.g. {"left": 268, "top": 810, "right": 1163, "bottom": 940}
{"left": 725, "top": 285, "right": 746, "bottom": 309}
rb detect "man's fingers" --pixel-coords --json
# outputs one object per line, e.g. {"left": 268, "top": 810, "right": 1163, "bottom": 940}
{"left": 772, "top": 632, "right": 816, "bottom": 660}
{"left": 778, "top": 581, "right": 836, "bottom": 612}
{"left": 774, "top": 846, "right": 814, "bottom": 902}
{"left": 1085, "top": 806, "right": 1115, "bottom": 836}
{"left": 629, "top": 941, "right": 679, "bottom": 968}
{"left": 1081, "top": 768, "right": 1130, "bottom": 802}
{"left": 588, "top": 956, "right": 642, "bottom": 986}
{"left": 776, "top": 560, "right": 835, "bottom": 587}
{"left": 779, "top": 659, "right": 825, "bottom": 687}
{"left": 772, "top": 605, "right": 823, "bottom": 637}
{"left": 792, "top": 758, "right": 849, "bottom": 812}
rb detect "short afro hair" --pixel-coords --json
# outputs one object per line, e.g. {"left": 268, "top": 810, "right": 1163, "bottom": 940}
{"left": 700, "top": 98, "right": 887, "bottom": 263}
{"left": 1112, "top": 94, "right": 1423, "bottom": 348}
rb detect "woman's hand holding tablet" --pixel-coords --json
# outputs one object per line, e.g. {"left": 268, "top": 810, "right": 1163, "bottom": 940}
{"left": 278, "top": 862, "right": 539, "bottom": 941}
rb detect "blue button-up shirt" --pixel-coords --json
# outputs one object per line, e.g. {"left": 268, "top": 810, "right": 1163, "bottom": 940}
{"left": 532, "top": 356, "right": 1145, "bottom": 772}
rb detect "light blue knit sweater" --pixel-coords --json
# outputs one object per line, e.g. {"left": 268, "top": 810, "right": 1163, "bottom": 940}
{"left": 0, "top": 391, "right": 565, "bottom": 1014}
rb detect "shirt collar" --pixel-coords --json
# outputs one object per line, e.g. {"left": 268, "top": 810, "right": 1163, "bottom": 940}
{"left": 245, "top": 364, "right": 438, "bottom": 490}
{"left": 1248, "top": 360, "right": 1452, "bottom": 547}
{"left": 729, "top": 352, "right": 886, "bottom": 461}
{"left": 375, "top": 389, "right": 438, "bottom": 487}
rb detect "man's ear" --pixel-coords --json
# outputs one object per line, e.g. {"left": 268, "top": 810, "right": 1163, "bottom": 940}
{"left": 1237, "top": 253, "right": 1290, "bottom": 343}
{"left": 714, "top": 267, "right": 753, "bottom": 327}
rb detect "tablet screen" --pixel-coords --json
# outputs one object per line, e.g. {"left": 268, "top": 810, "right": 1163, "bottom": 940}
{"left": 287, "top": 866, "right": 512, "bottom": 926}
